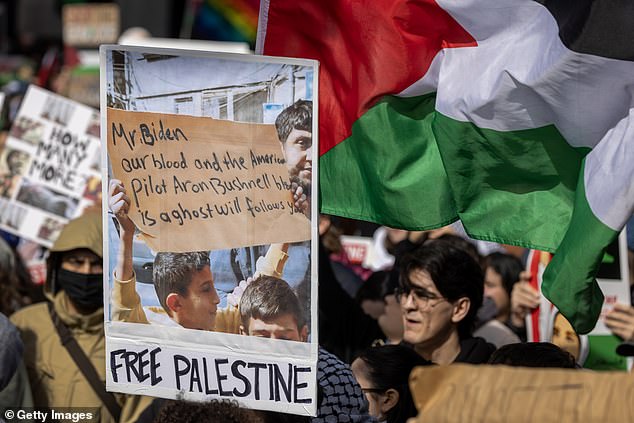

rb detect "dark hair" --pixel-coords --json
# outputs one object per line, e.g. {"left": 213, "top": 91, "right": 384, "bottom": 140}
{"left": 488, "top": 342, "right": 577, "bottom": 368}
{"left": 484, "top": 252, "right": 523, "bottom": 297}
{"left": 275, "top": 100, "right": 312, "bottom": 143}
{"left": 400, "top": 240, "right": 484, "bottom": 338}
{"left": 257, "top": 410, "right": 310, "bottom": 423}
{"left": 355, "top": 345, "right": 431, "bottom": 423}
{"left": 0, "top": 241, "right": 35, "bottom": 314}
{"left": 356, "top": 271, "right": 395, "bottom": 305}
{"left": 434, "top": 233, "right": 483, "bottom": 269}
{"left": 239, "top": 275, "right": 306, "bottom": 331}
{"left": 153, "top": 251, "right": 210, "bottom": 314}
{"left": 155, "top": 399, "right": 262, "bottom": 423}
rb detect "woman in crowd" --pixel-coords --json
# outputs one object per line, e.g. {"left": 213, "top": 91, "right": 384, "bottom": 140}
{"left": 351, "top": 345, "right": 430, "bottom": 423}
{"left": 356, "top": 271, "right": 404, "bottom": 345}
{"left": 483, "top": 252, "right": 524, "bottom": 325}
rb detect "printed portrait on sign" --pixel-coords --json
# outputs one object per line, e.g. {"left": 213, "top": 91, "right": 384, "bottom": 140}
{"left": 103, "top": 46, "right": 318, "bottom": 415}
{"left": 0, "top": 86, "right": 102, "bottom": 248}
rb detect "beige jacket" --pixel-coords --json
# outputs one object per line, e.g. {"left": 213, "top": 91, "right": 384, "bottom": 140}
{"left": 11, "top": 292, "right": 152, "bottom": 423}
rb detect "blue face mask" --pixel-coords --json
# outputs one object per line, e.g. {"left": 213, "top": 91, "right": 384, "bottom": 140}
{"left": 57, "top": 268, "right": 103, "bottom": 309}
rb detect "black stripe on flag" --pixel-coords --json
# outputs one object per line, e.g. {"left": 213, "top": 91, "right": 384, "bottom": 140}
{"left": 536, "top": 0, "right": 634, "bottom": 61}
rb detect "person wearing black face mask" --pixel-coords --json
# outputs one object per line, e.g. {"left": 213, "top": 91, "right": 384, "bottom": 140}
{"left": 11, "top": 210, "right": 152, "bottom": 422}
{"left": 54, "top": 248, "right": 104, "bottom": 313}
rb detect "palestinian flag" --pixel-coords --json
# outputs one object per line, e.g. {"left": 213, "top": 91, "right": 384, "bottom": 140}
{"left": 257, "top": 0, "right": 634, "bottom": 333}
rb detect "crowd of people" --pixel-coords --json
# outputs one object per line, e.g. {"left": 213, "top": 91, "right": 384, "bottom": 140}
{"left": 1, "top": 205, "right": 634, "bottom": 422}
{"left": 1, "top": 9, "right": 634, "bottom": 422}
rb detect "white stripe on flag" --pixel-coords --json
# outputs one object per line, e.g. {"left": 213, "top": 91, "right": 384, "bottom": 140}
{"left": 398, "top": 0, "right": 634, "bottom": 150}
{"left": 584, "top": 109, "right": 634, "bottom": 231}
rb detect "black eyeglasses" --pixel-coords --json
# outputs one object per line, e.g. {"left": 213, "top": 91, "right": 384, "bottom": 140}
{"left": 394, "top": 285, "right": 446, "bottom": 308}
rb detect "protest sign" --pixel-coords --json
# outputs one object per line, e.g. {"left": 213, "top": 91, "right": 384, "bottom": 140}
{"left": 102, "top": 45, "right": 318, "bottom": 416}
{"left": 0, "top": 85, "right": 101, "bottom": 247}
{"left": 107, "top": 108, "right": 310, "bottom": 252}
{"left": 526, "top": 232, "right": 631, "bottom": 370}
{"left": 409, "top": 364, "right": 634, "bottom": 423}
{"left": 340, "top": 236, "right": 375, "bottom": 268}
{"left": 62, "top": 3, "right": 120, "bottom": 48}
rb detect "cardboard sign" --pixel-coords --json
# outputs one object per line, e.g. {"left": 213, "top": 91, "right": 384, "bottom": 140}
{"left": 410, "top": 364, "right": 634, "bottom": 422}
{"left": 62, "top": 3, "right": 120, "bottom": 47}
{"left": 102, "top": 46, "right": 318, "bottom": 416}
{"left": 0, "top": 86, "right": 101, "bottom": 247}
{"left": 107, "top": 108, "right": 310, "bottom": 252}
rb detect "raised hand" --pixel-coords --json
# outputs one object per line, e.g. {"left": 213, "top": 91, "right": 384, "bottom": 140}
{"left": 109, "top": 179, "right": 136, "bottom": 235}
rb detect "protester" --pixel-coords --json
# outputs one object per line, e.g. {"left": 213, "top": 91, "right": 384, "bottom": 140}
{"left": 319, "top": 227, "right": 384, "bottom": 363}
{"left": 607, "top": 220, "right": 634, "bottom": 357}
{"left": 351, "top": 345, "right": 430, "bottom": 423}
{"left": 140, "top": 398, "right": 311, "bottom": 423}
{"left": 0, "top": 236, "right": 35, "bottom": 315}
{"left": 0, "top": 312, "right": 32, "bottom": 409}
{"left": 357, "top": 271, "right": 389, "bottom": 320}
{"left": 398, "top": 240, "right": 495, "bottom": 364}
{"left": 239, "top": 276, "right": 376, "bottom": 423}
{"left": 488, "top": 342, "right": 578, "bottom": 368}
{"left": 482, "top": 252, "right": 524, "bottom": 324}
{"left": 607, "top": 304, "right": 634, "bottom": 357}
{"left": 153, "top": 399, "right": 263, "bottom": 423}
{"left": 356, "top": 271, "right": 404, "bottom": 345}
{"left": 508, "top": 270, "right": 539, "bottom": 341}
{"left": 323, "top": 215, "right": 368, "bottom": 296}
{"left": 10, "top": 211, "right": 151, "bottom": 422}
{"left": 472, "top": 253, "right": 523, "bottom": 347}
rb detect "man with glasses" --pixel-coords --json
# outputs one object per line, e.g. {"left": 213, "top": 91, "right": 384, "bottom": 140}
{"left": 397, "top": 240, "right": 495, "bottom": 364}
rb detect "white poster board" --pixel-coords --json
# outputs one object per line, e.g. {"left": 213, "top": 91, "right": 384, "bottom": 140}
{"left": 101, "top": 45, "right": 318, "bottom": 416}
{"left": 0, "top": 85, "right": 101, "bottom": 247}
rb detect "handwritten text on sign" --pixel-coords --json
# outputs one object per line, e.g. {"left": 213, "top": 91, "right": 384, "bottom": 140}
{"left": 107, "top": 108, "right": 310, "bottom": 252}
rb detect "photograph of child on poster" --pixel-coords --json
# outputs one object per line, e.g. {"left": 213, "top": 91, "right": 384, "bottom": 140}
{"left": 104, "top": 49, "right": 316, "bottom": 343}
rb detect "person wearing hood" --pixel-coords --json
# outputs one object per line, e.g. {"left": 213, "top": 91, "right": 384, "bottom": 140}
{"left": 10, "top": 210, "right": 151, "bottom": 422}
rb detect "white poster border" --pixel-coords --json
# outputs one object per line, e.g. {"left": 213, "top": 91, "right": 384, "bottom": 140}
{"left": 99, "top": 44, "right": 320, "bottom": 416}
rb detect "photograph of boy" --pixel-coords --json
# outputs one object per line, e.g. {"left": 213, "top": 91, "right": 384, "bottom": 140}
{"left": 109, "top": 178, "right": 240, "bottom": 333}
{"left": 109, "top": 179, "right": 309, "bottom": 338}
{"left": 237, "top": 276, "right": 374, "bottom": 421}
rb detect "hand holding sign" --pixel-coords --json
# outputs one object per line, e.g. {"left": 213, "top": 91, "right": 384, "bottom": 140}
{"left": 291, "top": 181, "right": 309, "bottom": 216}
{"left": 510, "top": 271, "right": 539, "bottom": 327}
{"left": 605, "top": 303, "right": 634, "bottom": 342}
{"left": 108, "top": 179, "right": 136, "bottom": 235}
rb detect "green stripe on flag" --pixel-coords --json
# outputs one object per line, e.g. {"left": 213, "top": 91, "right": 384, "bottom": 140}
{"left": 542, "top": 160, "right": 616, "bottom": 334}
{"left": 321, "top": 94, "right": 590, "bottom": 253}
{"left": 433, "top": 112, "right": 590, "bottom": 251}
{"left": 320, "top": 93, "right": 458, "bottom": 229}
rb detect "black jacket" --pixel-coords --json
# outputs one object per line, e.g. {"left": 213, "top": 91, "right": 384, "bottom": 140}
{"left": 455, "top": 337, "right": 496, "bottom": 364}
